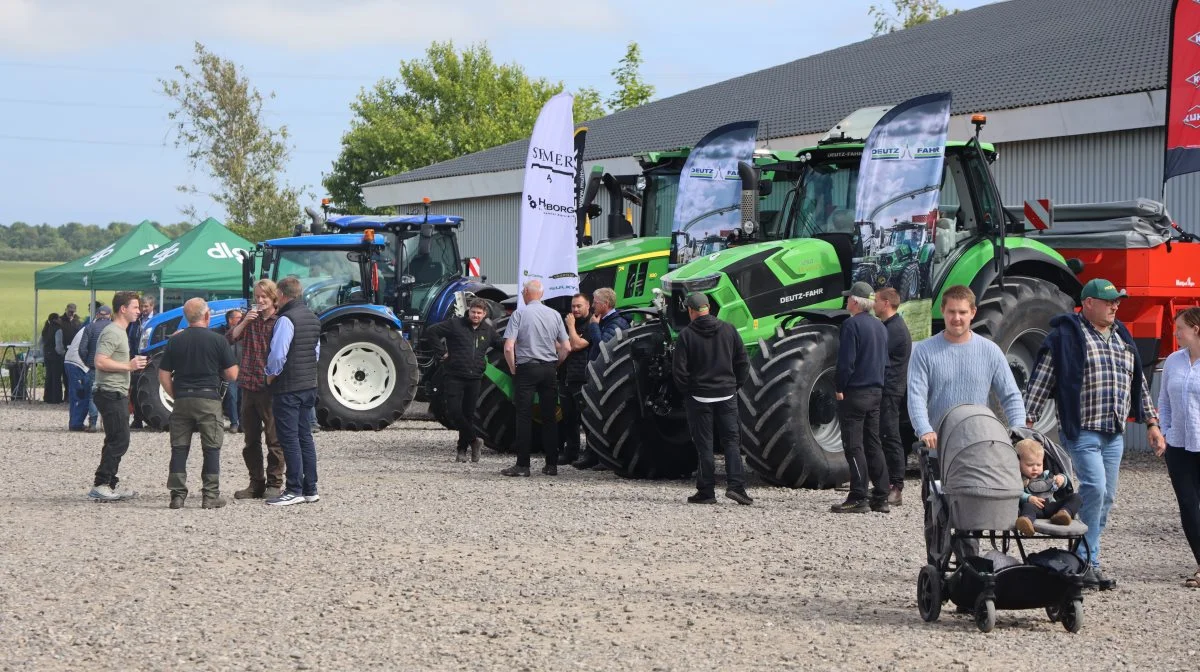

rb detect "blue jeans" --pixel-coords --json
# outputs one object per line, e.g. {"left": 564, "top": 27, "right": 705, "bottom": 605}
{"left": 1062, "top": 430, "right": 1124, "bottom": 567}
{"left": 69, "top": 368, "right": 98, "bottom": 429}
{"left": 273, "top": 388, "right": 318, "bottom": 496}
{"left": 224, "top": 381, "right": 241, "bottom": 427}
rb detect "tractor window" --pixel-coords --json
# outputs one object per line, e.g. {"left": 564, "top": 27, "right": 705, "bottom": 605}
{"left": 274, "top": 249, "right": 363, "bottom": 315}
{"left": 640, "top": 173, "right": 679, "bottom": 238}
{"left": 784, "top": 163, "right": 859, "bottom": 238}
{"left": 400, "top": 230, "right": 460, "bottom": 315}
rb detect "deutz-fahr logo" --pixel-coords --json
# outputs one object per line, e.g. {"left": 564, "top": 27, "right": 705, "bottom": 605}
{"left": 1184, "top": 105, "right": 1200, "bottom": 129}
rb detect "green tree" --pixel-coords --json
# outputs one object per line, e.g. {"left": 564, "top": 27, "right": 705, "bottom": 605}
{"left": 869, "top": 0, "right": 957, "bottom": 35}
{"left": 324, "top": 41, "right": 604, "bottom": 211}
{"left": 606, "top": 42, "right": 655, "bottom": 112}
{"left": 160, "top": 42, "right": 304, "bottom": 240}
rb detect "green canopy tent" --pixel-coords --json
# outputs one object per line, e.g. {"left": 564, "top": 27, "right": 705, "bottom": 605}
{"left": 31, "top": 220, "right": 170, "bottom": 338}
{"left": 90, "top": 218, "right": 254, "bottom": 307}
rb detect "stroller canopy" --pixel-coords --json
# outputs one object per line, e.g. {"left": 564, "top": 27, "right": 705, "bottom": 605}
{"left": 937, "top": 405, "right": 1024, "bottom": 530}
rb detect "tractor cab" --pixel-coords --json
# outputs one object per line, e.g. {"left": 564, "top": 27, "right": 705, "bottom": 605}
{"left": 251, "top": 233, "right": 387, "bottom": 315}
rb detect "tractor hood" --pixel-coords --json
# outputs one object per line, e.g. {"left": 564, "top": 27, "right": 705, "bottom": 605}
{"left": 577, "top": 236, "right": 670, "bottom": 271}
{"left": 660, "top": 238, "right": 846, "bottom": 333}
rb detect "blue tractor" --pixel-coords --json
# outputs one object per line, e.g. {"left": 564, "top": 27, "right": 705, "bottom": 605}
{"left": 133, "top": 208, "right": 509, "bottom": 431}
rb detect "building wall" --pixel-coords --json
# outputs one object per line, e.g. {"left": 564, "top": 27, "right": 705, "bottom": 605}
{"left": 993, "top": 127, "right": 1200, "bottom": 235}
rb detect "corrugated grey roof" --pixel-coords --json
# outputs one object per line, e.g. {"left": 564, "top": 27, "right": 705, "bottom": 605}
{"left": 365, "top": 0, "right": 1168, "bottom": 188}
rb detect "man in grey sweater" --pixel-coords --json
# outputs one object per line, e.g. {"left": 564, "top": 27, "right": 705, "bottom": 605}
{"left": 907, "top": 285, "right": 1026, "bottom": 450}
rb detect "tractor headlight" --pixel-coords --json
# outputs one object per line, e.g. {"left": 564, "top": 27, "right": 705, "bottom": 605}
{"left": 636, "top": 176, "right": 647, "bottom": 192}
{"left": 680, "top": 274, "right": 721, "bottom": 292}
{"left": 741, "top": 220, "right": 756, "bottom": 236}
{"left": 651, "top": 287, "right": 668, "bottom": 315}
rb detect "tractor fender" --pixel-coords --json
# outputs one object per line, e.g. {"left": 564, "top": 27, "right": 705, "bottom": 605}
{"left": 318, "top": 304, "right": 403, "bottom": 330}
{"left": 779, "top": 308, "right": 850, "bottom": 331}
{"left": 934, "top": 239, "right": 1082, "bottom": 318}
{"left": 139, "top": 298, "right": 245, "bottom": 355}
{"left": 426, "top": 278, "right": 510, "bottom": 324}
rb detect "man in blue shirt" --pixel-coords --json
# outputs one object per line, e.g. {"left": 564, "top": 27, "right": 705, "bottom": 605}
{"left": 264, "top": 276, "right": 322, "bottom": 506}
{"left": 831, "top": 282, "right": 890, "bottom": 514}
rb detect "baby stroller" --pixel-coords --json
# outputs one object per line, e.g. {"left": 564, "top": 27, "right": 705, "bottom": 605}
{"left": 916, "top": 405, "right": 1090, "bottom": 633}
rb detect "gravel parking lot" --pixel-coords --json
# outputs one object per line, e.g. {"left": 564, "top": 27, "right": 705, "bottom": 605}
{"left": 1, "top": 402, "right": 1197, "bottom": 671}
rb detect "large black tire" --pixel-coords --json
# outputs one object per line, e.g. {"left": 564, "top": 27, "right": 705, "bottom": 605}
{"left": 971, "top": 276, "right": 1073, "bottom": 432}
{"left": 317, "top": 318, "right": 418, "bottom": 430}
{"left": 579, "top": 323, "right": 695, "bottom": 479}
{"left": 894, "top": 262, "right": 920, "bottom": 302}
{"left": 738, "top": 323, "right": 848, "bottom": 488}
{"left": 134, "top": 354, "right": 173, "bottom": 431}
{"left": 425, "top": 365, "right": 456, "bottom": 430}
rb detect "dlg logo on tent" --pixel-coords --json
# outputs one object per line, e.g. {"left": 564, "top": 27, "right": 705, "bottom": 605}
{"left": 207, "top": 242, "right": 247, "bottom": 263}
{"left": 138, "top": 243, "right": 160, "bottom": 256}
{"left": 148, "top": 242, "right": 181, "bottom": 267}
{"left": 84, "top": 244, "right": 116, "bottom": 267}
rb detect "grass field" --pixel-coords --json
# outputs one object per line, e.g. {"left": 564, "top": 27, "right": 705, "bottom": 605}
{"left": 0, "top": 262, "right": 94, "bottom": 345}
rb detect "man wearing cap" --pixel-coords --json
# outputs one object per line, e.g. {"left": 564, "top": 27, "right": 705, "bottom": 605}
{"left": 831, "top": 282, "right": 891, "bottom": 514}
{"left": 1026, "top": 278, "right": 1165, "bottom": 590}
{"left": 672, "top": 292, "right": 752, "bottom": 505}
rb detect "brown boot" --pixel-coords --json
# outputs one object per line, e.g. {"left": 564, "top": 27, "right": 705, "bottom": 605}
{"left": 234, "top": 482, "right": 265, "bottom": 499}
{"left": 1015, "top": 517, "right": 1035, "bottom": 536}
{"left": 263, "top": 486, "right": 282, "bottom": 500}
{"left": 169, "top": 494, "right": 187, "bottom": 509}
{"left": 1049, "top": 509, "right": 1072, "bottom": 526}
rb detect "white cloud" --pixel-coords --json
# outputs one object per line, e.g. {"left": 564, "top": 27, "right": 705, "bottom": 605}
{"left": 0, "top": 0, "right": 618, "bottom": 53}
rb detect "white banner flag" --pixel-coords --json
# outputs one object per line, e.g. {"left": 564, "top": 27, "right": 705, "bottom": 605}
{"left": 518, "top": 92, "right": 578, "bottom": 305}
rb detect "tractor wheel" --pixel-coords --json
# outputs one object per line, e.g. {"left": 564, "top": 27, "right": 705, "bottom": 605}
{"left": 317, "top": 318, "right": 418, "bottom": 430}
{"left": 134, "top": 353, "right": 174, "bottom": 431}
{"left": 895, "top": 262, "right": 920, "bottom": 302}
{"left": 580, "top": 323, "right": 695, "bottom": 479}
{"left": 972, "top": 276, "right": 1073, "bottom": 433}
{"left": 853, "top": 263, "right": 878, "bottom": 285}
{"left": 738, "top": 323, "right": 848, "bottom": 488}
{"left": 472, "top": 316, "right": 559, "bottom": 453}
{"left": 425, "top": 365, "right": 456, "bottom": 430}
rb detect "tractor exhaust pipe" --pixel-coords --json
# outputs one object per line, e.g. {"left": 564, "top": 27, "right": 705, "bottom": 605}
{"left": 738, "top": 161, "right": 758, "bottom": 237}
{"left": 603, "top": 173, "right": 634, "bottom": 240}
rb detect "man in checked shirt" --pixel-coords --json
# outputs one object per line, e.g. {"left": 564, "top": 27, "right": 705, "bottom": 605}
{"left": 226, "top": 279, "right": 285, "bottom": 500}
{"left": 1025, "top": 278, "right": 1166, "bottom": 590}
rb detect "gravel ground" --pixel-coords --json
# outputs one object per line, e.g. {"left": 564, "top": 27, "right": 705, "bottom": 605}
{"left": 1, "top": 402, "right": 1198, "bottom": 671}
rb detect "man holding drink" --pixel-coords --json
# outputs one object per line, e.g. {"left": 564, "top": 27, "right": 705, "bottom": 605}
{"left": 227, "top": 279, "right": 285, "bottom": 500}
{"left": 87, "top": 291, "right": 148, "bottom": 502}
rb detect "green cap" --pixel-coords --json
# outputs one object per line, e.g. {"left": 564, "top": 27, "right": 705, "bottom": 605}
{"left": 843, "top": 281, "right": 874, "bottom": 299}
{"left": 1081, "top": 278, "right": 1127, "bottom": 301}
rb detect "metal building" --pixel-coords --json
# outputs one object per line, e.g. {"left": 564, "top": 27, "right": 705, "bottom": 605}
{"left": 362, "top": 0, "right": 1192, "bottom": 293}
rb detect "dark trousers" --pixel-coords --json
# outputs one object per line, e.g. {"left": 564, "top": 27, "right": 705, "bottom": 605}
{"left": 1019, "top": 492, "right": 1082, "bottom": 521}
{"left": 1165, "top": 445, "right": 1200, "bottom": 566}
{"left": 67, "top": 364, "right": 90, "bottom": 429}
{"left": 168, "top": 397, "right": 224, "bottom": 496}
{"left": 560, "top": 379, "right": 585, "bottom": 458}
{"left": 444, "top": 376, "right": 482, "bottom": 450}
{"left": 684, "top": 396, "right": 745, "bottom": 494}
{"left": 838, "top": 386, "right": 888, "bottom": 502}
{"left": 880, "top": 393, "right": 905, "bottom": 488}
{"left": 44, "top": 354, "right": 64, "bottom": 403}
{"left": 514, "top": 362, "right": 558, "bottom": 467}
{"left": 92, "top": 389, "right": 130, "bottom": 488}
{"left": 241, "top": 388, "right": 284, "bottom": 488}
{"left": 273, "top": 388, "right": 318, "bottom": 496}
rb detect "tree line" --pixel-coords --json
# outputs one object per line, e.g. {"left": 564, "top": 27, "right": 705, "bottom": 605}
{"left": 0, "top": 221, "right": 195, "bottom": 262}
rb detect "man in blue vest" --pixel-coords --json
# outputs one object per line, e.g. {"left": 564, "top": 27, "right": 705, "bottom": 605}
{"left": 265, "top": 276, "right": 322, "bottom": 506}
{"left": 1026, "top": 278, "right": 1166, "bottom": 590}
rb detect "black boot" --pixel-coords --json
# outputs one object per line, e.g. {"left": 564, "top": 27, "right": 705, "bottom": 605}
{"left": 572, "top": 450, "right": 600, "bottom": 470}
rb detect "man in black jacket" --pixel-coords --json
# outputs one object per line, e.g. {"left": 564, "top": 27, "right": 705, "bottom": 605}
{"left": 561, "top": 293, "right": 599, "bottom": 466}
{"left": 672, "top": 292, "right": 752, "bottom": 506}
{"left": 424, "top": 299, "right": 501, "bottom": 462}
{"left": 873, "top": 287, "right": 911, "bottom": 506}
{"left": 832, "top": 281, "right": 890, "bottom": 514}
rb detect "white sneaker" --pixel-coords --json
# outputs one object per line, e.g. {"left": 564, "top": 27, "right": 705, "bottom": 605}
{"left": 265, "top": 492, "right": 306, "bottom": 507}
{"left": 88, "top": 485, "right": 121, "bottom": 502}
{"left": 304, "top": 494, "right": 320, "bottom": 503}
{"left": 111, "top": 484, "right": 138, "bottom": 500}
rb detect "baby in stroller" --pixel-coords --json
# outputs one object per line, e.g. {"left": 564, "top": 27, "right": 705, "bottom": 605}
{"left": 1014, "top": 438, "right": 1083, "bottom": 536}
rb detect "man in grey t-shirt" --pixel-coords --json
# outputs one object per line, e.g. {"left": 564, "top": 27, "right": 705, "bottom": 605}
{"left": 501, "top": 279, "right": 570, "bottom": 477}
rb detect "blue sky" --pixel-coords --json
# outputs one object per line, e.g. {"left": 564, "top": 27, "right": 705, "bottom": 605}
{"left": 0, "top": 0, "right": 995, "bottom": 226}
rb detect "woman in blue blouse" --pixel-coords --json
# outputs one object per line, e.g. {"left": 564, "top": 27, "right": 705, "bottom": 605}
{"left": 1159, "top": 307, "right": 1200, "bottom": 588}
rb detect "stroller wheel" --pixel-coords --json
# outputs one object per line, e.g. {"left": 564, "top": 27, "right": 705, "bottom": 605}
{"left": 1045, "top": 603, "right": 1061, "bottom": 623}
{"left": 974, "top": 596, "right": 996, "bottom": 633}
{"left": 1061, "top": 600, "right": 1083, "bottom": 633}
{"left": 917, "top": 564, "right": 942, "bottom": 622}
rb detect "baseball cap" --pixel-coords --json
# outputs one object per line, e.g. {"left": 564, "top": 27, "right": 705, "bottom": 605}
{"left": 684, "top": 292, "right": 710, "bottom": 311}
{"left": 95, "top": 305, "right": 112, "bottom": 316}
{"left": 1081, "top": 278, "right": 1127, "bottom": 301}
{"left": 843, "top": 281, "right": 874, "bottom": 299}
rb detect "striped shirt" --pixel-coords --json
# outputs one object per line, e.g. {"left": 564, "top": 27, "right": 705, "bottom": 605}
{"left": 1026, "top": 317, "right": 1156, "bottom": 434}
{"left": 1159, "top": 348, "right": 1200, "bottom": 451}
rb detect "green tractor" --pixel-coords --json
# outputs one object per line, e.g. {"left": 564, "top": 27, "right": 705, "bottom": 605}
{"left": 472, "top": 147, "right": 793, "bottom": 452}
{"left": 580, "top": 115, "right": 1080, "bottom": 485}
{"left": 853, "top": 221, "right": 936, "bottom": 301}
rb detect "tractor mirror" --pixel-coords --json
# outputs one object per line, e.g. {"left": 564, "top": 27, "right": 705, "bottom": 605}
{"left": 758, "top": 180, "right": 773, "bottom": 197}
{"left": 418, "top": 222, "right": 434, "bottom": 256}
